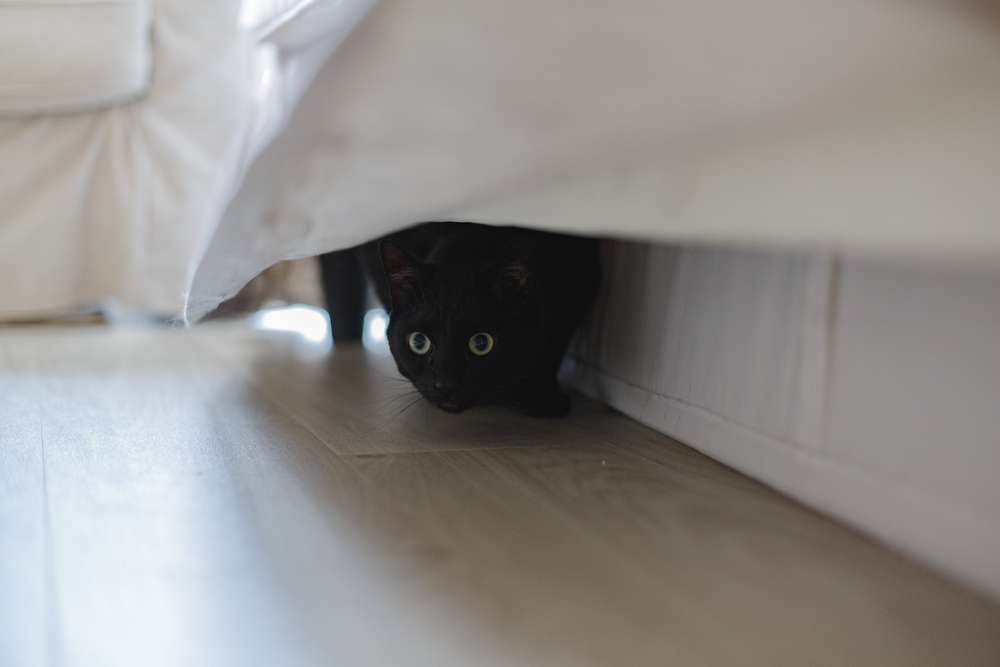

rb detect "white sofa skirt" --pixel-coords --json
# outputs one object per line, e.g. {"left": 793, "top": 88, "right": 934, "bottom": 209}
{"left": 185, "top": 0, "right": 1000, "bottom": 320}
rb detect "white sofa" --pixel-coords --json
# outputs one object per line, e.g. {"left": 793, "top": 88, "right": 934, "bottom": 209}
{"left": 0, "top": 0, "right": 372, "bottom": 317}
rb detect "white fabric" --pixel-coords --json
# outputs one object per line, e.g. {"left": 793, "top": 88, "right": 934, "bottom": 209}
{"left": 0, "top": 0, "right": 375, "bottom": 317}
{"left": 244, "top": 0, "right": 378, "bottom": 161}
{"left": 186, "top": 0, "right": 1000, "bottom": 321}
{"left": 239, "top": 0, "right": 309, "bottom": 35}
{"left": 0, "top": 0, "right": 254, "bottom": 317}
{"left": 0, "top": 0, "right": 152, "bottom": 116}
{"left": 2, "top": 0, "right": 999, "bottom": 320}
{"left": 262, "top": 0, "right": 375, "bottom": 51}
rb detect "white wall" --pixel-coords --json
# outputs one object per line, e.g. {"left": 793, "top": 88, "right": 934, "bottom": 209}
{"left": 566, "top": 242, "right": 1000, "bottom": 600}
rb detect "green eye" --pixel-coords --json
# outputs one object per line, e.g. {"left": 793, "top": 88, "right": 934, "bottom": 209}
{"left": 408, "top": 332, "right": 431, "bottom": 355}
{"left": 469, "top": 333, "right": 494, "bottom": 356}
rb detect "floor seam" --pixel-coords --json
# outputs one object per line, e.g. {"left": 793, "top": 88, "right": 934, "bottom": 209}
{"left": 40, "top": 408, "right": 65, "bottom": 667}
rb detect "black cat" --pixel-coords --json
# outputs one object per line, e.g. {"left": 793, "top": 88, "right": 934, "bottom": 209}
{"left": 359, "top": 222, "right": 600, "bottom": 418}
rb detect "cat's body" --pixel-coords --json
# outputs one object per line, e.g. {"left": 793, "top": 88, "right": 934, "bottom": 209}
{"left": 359, "top": 222, "right": 600, "bottom": 417}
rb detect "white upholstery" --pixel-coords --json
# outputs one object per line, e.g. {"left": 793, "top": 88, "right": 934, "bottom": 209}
{"left": 239, "top": 0, "right": 309, "bottom": 36}
{"left": 0, "top": 0, "right": 152, "bottom": 116}
{"left": 261, "top": 0, "right": 375, "bottom": 51}
{"left": 0, "top": 0, "right": 256, "bottom": 317}
{"left": 2, "top": 0, "right": 999, "bottom": 323}
{"left": 185, "top": 0, "right": 1000, "bottom": 321}
{"left": 242, "top": 0, "right": 378, "bottom": 161}
{"left": 0, "top": 0, "right": 373, "bottom": 317}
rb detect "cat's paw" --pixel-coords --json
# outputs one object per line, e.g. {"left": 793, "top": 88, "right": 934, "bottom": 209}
{"left": 518, "top": 390, "right": 571, "bottom": 418}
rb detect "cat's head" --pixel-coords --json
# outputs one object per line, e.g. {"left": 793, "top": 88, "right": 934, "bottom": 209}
{"left": 380, "top": 237, "right": 544, "bottom": 413}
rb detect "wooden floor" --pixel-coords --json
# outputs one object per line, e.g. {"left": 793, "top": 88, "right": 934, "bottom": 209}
{"left": 1, "top": 323, "right": 998, "bottom": 667}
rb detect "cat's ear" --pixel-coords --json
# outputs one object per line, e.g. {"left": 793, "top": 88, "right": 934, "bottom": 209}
{"left": 493, "top": 236, "right": 535, "bottom": 297}
{"left": 380, "top": 240, "right": 425, "bottom": 303}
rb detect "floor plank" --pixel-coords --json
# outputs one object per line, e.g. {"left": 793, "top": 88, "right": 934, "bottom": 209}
{"left": 0, "top": 323, "right": 997, "bottom": 667}
{"left": 0, "top": 369, "right": 47, "bottom": 667}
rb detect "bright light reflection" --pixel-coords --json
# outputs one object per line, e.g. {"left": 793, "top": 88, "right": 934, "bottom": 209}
{"left": 239, "top": 0, "right": 305, "bottom": 30}
{"left": 362, "top": 308, "right": 389, "bottom": 350}
{"left": 250, "top": 304, "right": 331, "bottom": 347}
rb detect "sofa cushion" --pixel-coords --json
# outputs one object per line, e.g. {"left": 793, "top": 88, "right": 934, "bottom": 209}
{"left": 0, "top": 0, "right": 152, "bottom": 116}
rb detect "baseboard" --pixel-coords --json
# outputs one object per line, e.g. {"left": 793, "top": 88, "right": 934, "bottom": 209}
{"left": 567, "top": 360, "right": 1000, "bottom": 601}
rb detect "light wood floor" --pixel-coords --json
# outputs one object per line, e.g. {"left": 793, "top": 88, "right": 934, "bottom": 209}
{"left": 1, "top": 323, "right": 998, "bottom": 667}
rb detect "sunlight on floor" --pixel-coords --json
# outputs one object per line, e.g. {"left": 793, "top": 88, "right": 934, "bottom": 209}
{"left": 362, "top": 308, "right": 389, "bottom": 351}
{"left": 250, "top": 304, "right": 331, "bottom": 350}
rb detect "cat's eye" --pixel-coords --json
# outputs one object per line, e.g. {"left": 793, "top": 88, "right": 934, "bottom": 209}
{"left": 408, "top": 332, "right": 431, "bottom": 355}
{"left": 469, "top": 333, "right": 494, "bottom": 356}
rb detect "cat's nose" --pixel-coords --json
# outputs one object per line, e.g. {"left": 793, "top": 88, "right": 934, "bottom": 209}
{"left": 435, "top": 379, "right": 458, "bottom": 393}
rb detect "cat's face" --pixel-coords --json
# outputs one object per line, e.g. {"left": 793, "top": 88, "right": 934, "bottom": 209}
{"left": 381, "top": 239, "right": 543, "bottom": 413}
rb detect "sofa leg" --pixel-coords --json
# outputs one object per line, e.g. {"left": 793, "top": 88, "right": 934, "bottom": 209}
{"left": 319, "top": 249, "right": 366, "bottom": 341}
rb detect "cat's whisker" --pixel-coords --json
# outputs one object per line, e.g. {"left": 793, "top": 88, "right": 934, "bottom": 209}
{"left": 388, "top": 395, "right": 427, "bottom": 427}
{"left": 420, "top": 400, "right": 434, "bottom": 428}
{"left": 369, "top": 379, "right": 415, "bottom": 392}
{"left": 377, "top": 395, "right": 422, "bottom": 414}
{"left": 367, "top": 361, "right": 410, "bottom": 383}
{"left": 361, "top": 391, "right": 421, "bottom": 410}
{"left": 371, "top": 401, "right": 411, "bottom": 428}
{"left": 356, "top": 389, "right": 424, "bottom": 423}
{"left": 370, "top": 374, "right": 412, "bottom": 386}
{"left": 383, "top": 389, "right": 426, "bottom": 415}
{"left": 403, "top": 397, "right": 428, "bottom": 430}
